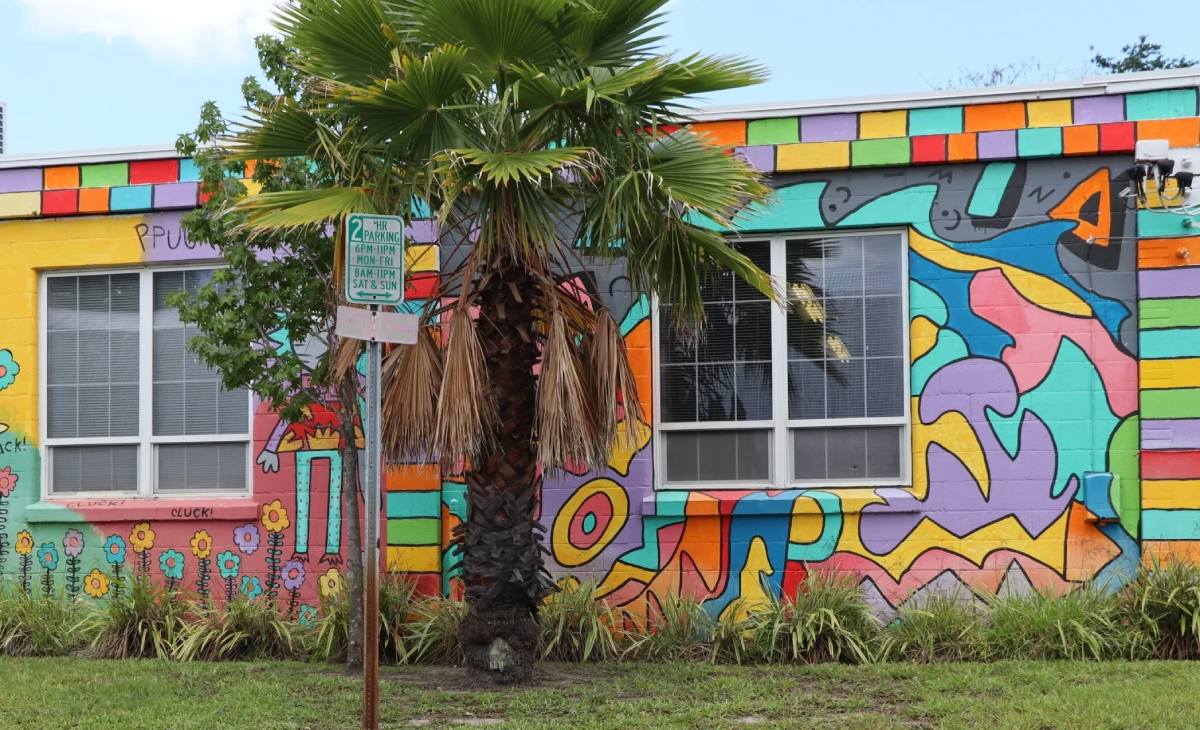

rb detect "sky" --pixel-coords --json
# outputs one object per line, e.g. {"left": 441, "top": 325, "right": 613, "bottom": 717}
{"left": 1, "top": 0, "right": 1198, "bottom": 156}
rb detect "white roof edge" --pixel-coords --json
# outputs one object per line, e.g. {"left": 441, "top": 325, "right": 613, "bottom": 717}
{"left": 0, "top": 143, "right": 180, "bottom": 170}
{"left": 689, "top": 66, "right": 1200, "bottom": 122}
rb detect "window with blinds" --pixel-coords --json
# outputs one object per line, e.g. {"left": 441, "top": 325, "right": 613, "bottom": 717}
{"left": 656, "top": 231, "right": 910, "bottom": 488}
{"left": 43, "top": 268, "right": 250, "bottom": 496}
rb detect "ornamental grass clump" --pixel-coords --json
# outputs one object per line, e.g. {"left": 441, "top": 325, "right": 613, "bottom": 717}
{"left": 623, "top": 593, "right": 715, "bottom": 663}
{"left": 980, "top": 585, "right": 1136, "bottom": 661}
{"left": 879, "top": 593, "right": 985, "bottom": 662}
{"left": 1117, "top": 559, "right": 1200, "bottom": 659}
{"left": 539, "top": 579, "right": 623, "bottom": 662}
{"left": 746, "top": 572, "right": 879, "bottom": 664}
{"left": 0, "top": 589, "right": 91, "bottom": 657}
{"left": 308, "top": 577, "right": 423, "bottom": 664}
{"left": 87, "top": 577, "right": 186, "bottom": 660}
{"left": 406, "top": 597, "right": 468, "bottom": 665}
{"left": 174, "top": 597, "right": 300, "bottom": 661}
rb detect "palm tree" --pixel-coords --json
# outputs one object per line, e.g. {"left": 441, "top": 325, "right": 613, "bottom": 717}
{"left": 230, "top": 0, "right": 776, "bottom": 683}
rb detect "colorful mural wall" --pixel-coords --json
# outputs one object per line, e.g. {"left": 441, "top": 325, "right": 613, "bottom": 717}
{"left": 2, "top": 79, "right": 1200, "bottom": 618}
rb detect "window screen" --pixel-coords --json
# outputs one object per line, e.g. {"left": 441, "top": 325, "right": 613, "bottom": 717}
{"left": 157, "top": 443, "right": 247, "bottom": 492}
{"left": 659, "top": 242, "right": 772, "bottom": 423}
{"left": 46, "top": 274, "right": 140, "bottom": 439}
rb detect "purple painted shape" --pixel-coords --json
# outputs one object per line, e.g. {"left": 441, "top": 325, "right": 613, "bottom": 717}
{"left": 735, "top": 145, "right": 775, "bottom": 173}
{"left": 800, "top": 113, "right": 857, "bottom": 142}
{"left": 977, "top": 130, "right": 1017, "bottom": 159}
{"left": 152, "top": 182, "right": 199, "bottom": 208}
{"left": 1140, "top": 268, "right": 1200, "bottom": 298}
{"left": 406, "top": 219, "right": 438, "bottom": 244}
{"left": 141, "top": 211, "right": 222, "bottom": 262}
{"left": 1073, "top": 95, "right": 1125, "bottom": 124}
{"left": 860, "top": 358, "right": 1075, "bottom": 554}
{"left": 1142, "top": 419, "right": 1200, "bottom": 450}
{"left": 0, "top": 168, "right": 42, "bottom": 193}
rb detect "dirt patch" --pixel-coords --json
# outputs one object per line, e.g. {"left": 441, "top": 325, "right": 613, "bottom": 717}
{"left": 407, "top": 719, "right": 504, "bottom": 727}
{"left": 379, "top": 664, "right": 620, "bottom": 692}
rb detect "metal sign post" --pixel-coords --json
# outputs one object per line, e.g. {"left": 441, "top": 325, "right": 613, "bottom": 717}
{"left": 342, "top": 213, "right": 407, "bottom": 730}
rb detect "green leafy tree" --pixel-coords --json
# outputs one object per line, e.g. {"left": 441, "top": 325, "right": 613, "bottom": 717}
{"left": 174, "top": 35, "right": 369, "bottom": 673}
{"left": 1092, "top": 35, "right": 1196, "bottom": 73}
{"left": 225, "top": 0, "right": 775, "bottom": 683}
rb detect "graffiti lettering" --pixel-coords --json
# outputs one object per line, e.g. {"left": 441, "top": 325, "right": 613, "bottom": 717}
{"left": 169, "top": 507, "right": 213, "bottom": 519}
{"left": 134, "top": 222, "right": 195, "bottom": 251}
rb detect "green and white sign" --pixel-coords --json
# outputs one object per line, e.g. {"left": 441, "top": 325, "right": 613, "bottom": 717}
{"left": 345, "top": 213, "right": 406, "bottom": 305}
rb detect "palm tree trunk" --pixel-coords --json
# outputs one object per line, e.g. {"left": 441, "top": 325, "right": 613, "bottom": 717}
{"left": 457, "top": 262, "right": 553, "bottom": 684}
{"left": 337, "top": 374, "right": 365, "bottom": 674}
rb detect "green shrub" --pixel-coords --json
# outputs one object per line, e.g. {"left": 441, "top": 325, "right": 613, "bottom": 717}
{"left": 307, "top": 577, "right": 425, "bottom": 664}
{"left": 745, "top": 572, "right": 879, "bottom": 664}
{"left": 307, "top": 591, "right": 350, "bottom": 663}
{"left": 87, "top": 577, "right": 186, "bottom": 659}
{"left": 708, "top": 600, "right": 754, "bottom": 665}
{"left": 981, "top": 586, "right": 1134, "bottom": 660}
{"left": 406, "top": 597, "right": 467, "bottom": 665}
{"left": 174, "top": 598, "right": 299, "bottom": 661}
{"left": 540, "top": 579, "right": 622, "bottom": 662}
{"left": 623, "top": 593, "right": 714, "bottom": 662}
{"left": 879, "top": 594, "right": 985, "bottom": 662}
{"left": 1118, "top": 560, "right": 1200, "bottom": 659}
{"left": 0, "top": 590, "right": 92, "bottom": 657}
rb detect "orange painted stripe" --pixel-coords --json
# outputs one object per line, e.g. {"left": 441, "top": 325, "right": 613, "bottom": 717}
{"left": 963, "top": 101, "right": 1026, "bottom": 132}
{"left": 1139, "top": 237, "right": 1200, "bottom": 269}
{"left": 385, "top": 463, "right": 440, "bottom": 491}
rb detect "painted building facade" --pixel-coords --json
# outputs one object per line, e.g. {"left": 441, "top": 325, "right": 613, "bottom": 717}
{"left": 2, "top": 69, "right": 1200, "bottom": 619}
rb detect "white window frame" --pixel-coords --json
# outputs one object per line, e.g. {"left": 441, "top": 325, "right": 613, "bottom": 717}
{"left": 652, "top": 229, "right": 912, "bottom": 490}
{"left": 38, "top": 264, "right": 253, "bottom": 499}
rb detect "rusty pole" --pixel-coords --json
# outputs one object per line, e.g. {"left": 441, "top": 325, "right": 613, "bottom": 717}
{"left": 363, "top": 314, "right": 381, "bottom": 730}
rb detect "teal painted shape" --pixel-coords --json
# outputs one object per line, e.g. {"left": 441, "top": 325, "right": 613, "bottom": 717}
{"left": 967, "top": 163, "right": 1016, "bottom": 217}
{"left": 1139, "top": 210, "right": 1192, "bottom": 237}
{"left": 410, "top": 197, "right": 432, "bottom": 218}
{"left": 910, "top": 281, "right": 948, "bottom": 326}
{"left": 986, "top": 339, "right": 1118, "bottom": 496}
{"left": 442, "top": 480, "right": 467, "bottom": 521}
{"left": 1125, "top": 89, "right": 1198, "bottom": 121}
{"left": 178, "top": 159, "right": 201, "bottom": 182}
{"left": 1143, "top": 509, "right": 1200, "bottom": 540}
{"left": 786, "top": 490, "right": 843, "bottom": 562}
{"left": 619, "top": 295, "right": 650, "bottom": 336}
{"left": 295, "top": 450, "right": 343, "bottom": 556}
{"left": 837, "top": 184, "right": 940, "bottom": 230}
{"left": 1017, "top": 128, "right": 1062, "bottom": 158}
{"left": 908, "top": 106, "right": 964, "bottom": 135}
{"left": 110, "top": 185, "right": 153, "bottom": 211}
{"left": 619, "top": 514, "right": 687, "bottom": 571}
{"left": 581, "top": 513, "right": 597, "bottom": 534}
{"left": 731, "top": 182, "right": 827, "bottom": 232}
{"left": 386, "top": 490, "right": 440, "bottom": 518}
{"left": 911, "top": 326, "right": 968, "bottom": 395}
{"left": 1141, "top": 328, "right": 1200, "bottom": 359}
{"left": 442, "top": 543, "right": 462, "bottom": 595}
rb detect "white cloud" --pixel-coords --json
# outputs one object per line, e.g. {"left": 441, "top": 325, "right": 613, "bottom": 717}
{"left": 16, "top": 0, "right": 275, "bottom": 63}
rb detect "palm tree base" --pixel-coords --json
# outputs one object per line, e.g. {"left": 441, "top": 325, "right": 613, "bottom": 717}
{"left": 459, "top": 604, "right": 540, "bottom": 684}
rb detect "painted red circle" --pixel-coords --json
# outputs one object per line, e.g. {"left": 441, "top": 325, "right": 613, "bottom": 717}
{"left": 567, "top": 492, "right": 614, "bottom": 549}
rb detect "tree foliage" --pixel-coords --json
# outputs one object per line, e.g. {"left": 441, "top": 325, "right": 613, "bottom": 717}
{"left": 1091, "top": 35, "right": 1197, "bottom": 74}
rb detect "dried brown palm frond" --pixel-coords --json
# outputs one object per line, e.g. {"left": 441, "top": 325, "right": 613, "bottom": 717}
{"left": 328, "top": 331, "right": 362, "bottom": 384}
{"left": 381, "top": 326, "right": 443, "bottom": 462}
{"left": 434, "top": 308, "right": 495, "bottom": 470}
{"left": 536, "top": 304, "right": 605, "bottom": 472}
{"left": 584, "top": 308, "right": 644, "bottom": 455}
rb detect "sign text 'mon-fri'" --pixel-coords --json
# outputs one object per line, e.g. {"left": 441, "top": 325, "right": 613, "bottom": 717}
{"left": 345, "top": 213, "right": 406, "bottom": 305}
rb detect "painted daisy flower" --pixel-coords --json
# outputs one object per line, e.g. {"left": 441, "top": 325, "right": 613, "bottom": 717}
{"left": 281, "top": 560, "right": 306, "bottom": 591}
{"left": 216, "top": 550, "right": 241, "bottom": 579}
{"left": 37, "top": 542, "right": 59, "bottom": 571}
{"left": 84, "top": 568, "right": 110, "bottom": 599}
{"left": 260, "top": 499, "right": 291, "bottom": 534}
{"left": 241, "top": 575, "right": 263, "bottom": 600}
{"left": 0, "top": 349, "right": 20, "bottom": 391}
{"left": 190, "top": 530, "right": 213, "bottom": 559}
{"left": 62, "top": 528, "right": 85, "bottom": 558}
{"left": 233, "top": 523, "right": 261, "bottom": 555}
{"left": 14, "top": 530, "right": 33, "bottom": 556}
{"left": 129, "top": 522, "right": 156, "bottom": 553}
{"left": 0, "top": 466, "right": 19, "bottom": 498}
{"left": 318, "top": 568, "right": 343, "bottom": 598}
{"left": 103, "top": 535, "right": 127, "bottom": 564}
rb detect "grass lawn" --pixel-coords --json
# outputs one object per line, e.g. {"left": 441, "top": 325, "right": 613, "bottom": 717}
{"left": 4, "top": 657, "right": 1200, "bottom": 729}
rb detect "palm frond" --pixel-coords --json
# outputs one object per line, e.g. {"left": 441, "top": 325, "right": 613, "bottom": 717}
{"left": 434, "top": 309, "right": 495, "bottom": 469}
{"left": 536, "top": 300, "right": 604, "bottom": 471}
{"left": 560, "top": 0, "right": 670, "bottom": 67}
{"left": 236, "top": 187, "right": 379, "bottom": 229}
{"left": 382, "top": 326, "right": 444, "bottom": 461}
{"left": 275, "top": 0, "right": 396, "bottom": 83}
{"left": 404, "top": 0, "right": 563, "bottom": 75}
{"left": 584, "top": 307, "right": 643, "bottom": 453}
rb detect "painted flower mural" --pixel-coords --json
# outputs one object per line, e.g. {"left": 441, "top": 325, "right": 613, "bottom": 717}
{"left": 0, "top": 466, "right": 16, "bottom": 577}
{"left": 233, "top": 523, "right": 261, "bottom": 555}
{"left": 260, "top": 500, "right": 290, "bottom": 600}
{"left": 318, "top": 568, "right": 343, "bottom": 598}
{"left": 191, "top": 530, "right": 213, "bottom": 598}
{"left": 0, "top": 349, "right": 20, "bottom": 391}
{"left": 0, "top": 466, "right": 18, "bottom": 496}
{"left": 159, "top": 549, "right": 185, "bottom": 590}
{"left": 216, "top": 550, "right": 241, "bottom": 603}
{"left": 298, "top": 604, "right": 318, "bottom": 628}
{"left": 14, "top": 529, "right": 33, "bottom": 593}
{"left": 282, "top": 559, "right": 306, "bottom": 617}
{"left": 84, "top": 568, "right": 110, "bottom": 599}
{"left": 36, "top": 542, "right": 58, "bottom": 597}
{"left": 129, "top": 522, "right": 156, "bottom": 574}
{"left": 241, "top": 575, "right": 263, "bottom": 600}
{"left": 103, "top": 534, "right": 127, "bottom": 598}
{"left": 62, "top": 529, "right": 84, "bottom": 598}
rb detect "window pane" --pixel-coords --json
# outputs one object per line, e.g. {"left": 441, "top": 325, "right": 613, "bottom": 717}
{"left": 696, "top": 363, "right": 735, "bottom": 421}
{"left": 787, "top": 358, "right": 826, "bottom": 420}
{"left": 864, "top": 296, "right": 903, "bottom": 357}
{"left": 45, "top": 274, "right": 139, "bottom": 439}
{"left": 698, "top": 303, "right": 734, "bottom": 362}
{"left": 153, "top": 270, "right": 248, "bottom": 436}
{"left": 866, "top": 426, "right": 903, "bottom": 479}
{"left": 866, "top": 358, "right": 906, "bottom": 418}
{"left": 825, "top": 297, "right": 863, "bottom": 359}
{"left": 792, "top": 428, "right": 826, "bottom": 480}
{"left": 826, "top": 359, "right": 865, "bottom": 418}
{"left": 157, "top": 443, "right": 247, "bottom": 492}
{"left": 661, "top": 365, "right": 697, "bottom": 422}
{"left": 792, "top": 426, "right": 905, "bottom": 482}
{"left": 863, "top": 234, "right": 903, "bottom": 296}
{"left": 826, "top": 427, "right": 868, "bottom": 479}
{"left": 663, "top": 429, "right": 771, "bottom": 483}
{"left": 735, "top": 363, "right": 772, "bottom": 420}
{"left": 50, "top": 445, "right": 138, "bottom": 494}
